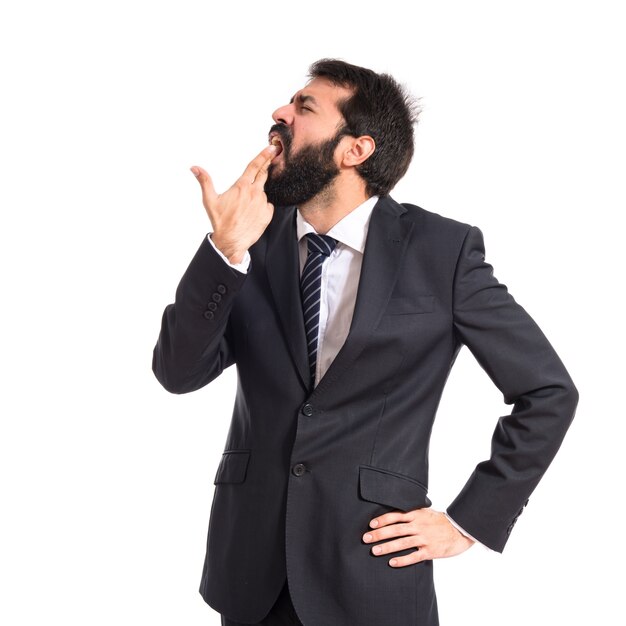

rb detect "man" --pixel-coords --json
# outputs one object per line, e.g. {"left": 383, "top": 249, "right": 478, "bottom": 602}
{"left": 152, "top": 59, "right": 578, "bottom": 625}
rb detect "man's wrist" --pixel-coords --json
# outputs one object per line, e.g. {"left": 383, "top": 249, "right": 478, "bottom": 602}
{"left": 207, "top": 233, "right": 250, "bottom": 273}
{"left": 210, "top": 233, "right": 246, "bottom": 265}
{"left": 445, "top": 513, "right": 480, "bottom": 545}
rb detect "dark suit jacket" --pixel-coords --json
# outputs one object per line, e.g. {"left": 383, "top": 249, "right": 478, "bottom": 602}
{"left": 152, "top": 196, "right": 578, "bottom": 625}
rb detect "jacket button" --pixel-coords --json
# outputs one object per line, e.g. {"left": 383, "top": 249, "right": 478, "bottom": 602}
{"left": 207, "top": 302, "right": 218, "bottom": 311}
{"left": 211, "top": 293, "right": 222, "bottom": 303}
{"left": 292, "top": 463, "right": 306, "bottom": 477}
{"left": 217, "top": 284, "right": 227, "bottom": 294}
{"left": 302, "top": 403, "right": 313, "bottom": 417}
{"left": 203, "top": 310, "right": 215, "bottom": 320}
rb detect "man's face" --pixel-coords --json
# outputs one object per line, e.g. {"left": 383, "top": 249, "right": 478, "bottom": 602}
{"left": 264, "top": 78, "right": 353, "bottom": 207}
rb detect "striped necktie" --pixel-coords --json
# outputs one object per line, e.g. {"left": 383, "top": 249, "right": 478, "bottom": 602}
{"left": 300, "top": 233, "right": 338, "bottom": 386}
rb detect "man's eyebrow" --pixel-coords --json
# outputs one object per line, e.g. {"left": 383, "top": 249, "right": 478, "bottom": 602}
{"left": 289, "top": 93, "right": 318, "bottom": 107}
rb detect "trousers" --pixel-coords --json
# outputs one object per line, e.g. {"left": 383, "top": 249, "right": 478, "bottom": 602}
{"left": 220, "top": 579, "right": 304, "bottom": 626}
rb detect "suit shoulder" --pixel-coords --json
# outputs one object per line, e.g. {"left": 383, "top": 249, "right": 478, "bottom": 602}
{"left": 398, "top": 201, "right": 473, "bottom": 235}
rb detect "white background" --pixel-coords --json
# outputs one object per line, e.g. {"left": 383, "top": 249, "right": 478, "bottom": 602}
{"left": 1, "top": 1, "right": 623, "bottom": 624}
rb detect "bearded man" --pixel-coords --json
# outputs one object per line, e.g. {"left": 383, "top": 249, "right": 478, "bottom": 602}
{"left": 152, "top": 59, "right": 578, "bottom": 626}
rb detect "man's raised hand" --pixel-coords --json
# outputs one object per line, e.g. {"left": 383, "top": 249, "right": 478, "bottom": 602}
{"left": 190, "top": 144, "right": 278, "bottom": 265}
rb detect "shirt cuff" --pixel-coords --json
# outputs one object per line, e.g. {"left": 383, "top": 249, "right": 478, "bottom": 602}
{"left": 444, "top": 512, "right": 492, "bottom": 551}
{"left": 206, "top": 233, "right": 251, "bottom": 273}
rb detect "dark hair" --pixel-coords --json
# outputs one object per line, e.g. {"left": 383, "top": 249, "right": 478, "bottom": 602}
{"left": 309, "top": 58, "right": 420, "bottom": 197}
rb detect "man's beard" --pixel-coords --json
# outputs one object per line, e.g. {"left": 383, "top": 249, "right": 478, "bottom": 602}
{"left": 264, "top": 125, "right": 344, "bottom": 207}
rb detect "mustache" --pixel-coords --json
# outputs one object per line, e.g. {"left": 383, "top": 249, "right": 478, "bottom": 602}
{"left": 268, "top": 123, "right": 292, "bottom": 152}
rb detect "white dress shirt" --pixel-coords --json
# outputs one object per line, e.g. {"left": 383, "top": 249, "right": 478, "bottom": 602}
{"left": 206, "top": 197, "right": 483, "bottom": 548}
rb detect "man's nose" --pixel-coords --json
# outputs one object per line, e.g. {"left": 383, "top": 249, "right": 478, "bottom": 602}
{"left": 272, "top": 103, "right": 294, "bottom": 126}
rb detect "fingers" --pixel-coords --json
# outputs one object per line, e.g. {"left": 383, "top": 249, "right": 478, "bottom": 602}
{"left": 388, "top": 550, "right": 428, "bottom": 567}
{"left": 363, "top": 521, "right": 412, "bottom": 544}
{"left": 242, "top": 144, "right": 279, "bottom": 186}
{"left": 367, "top": 534, "right": 420, "bottom": 556}
{"left": 369, "top": 510, "right": 412, "bottom": 529}
{"left": 191, "top": 143, "right": 277, "bottom": 200}
{"left": 190, "top": 165, "right": 218, "bottom": 206}
{"left": 363, "top": 512, "right": 423, "bottom": 567}
{"left": 363, "top": 520, "right": 428, "bottom": 567}
{"left": 363, "top": 527, "right": 426, "bottom": 568}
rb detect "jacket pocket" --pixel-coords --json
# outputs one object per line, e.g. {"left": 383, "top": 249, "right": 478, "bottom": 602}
{"left": 213, "top": 449, "right": 251, "bottom": 484}
{"left": 384, "top": 295, "right": 434, "bottom": 315}
{"left": 359, "top": 465, "right": 432, "bottom": 511}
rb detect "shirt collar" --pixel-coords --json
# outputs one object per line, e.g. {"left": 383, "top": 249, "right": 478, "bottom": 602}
{"left": 296, "top": 195, "right": 379, "bottom": 254}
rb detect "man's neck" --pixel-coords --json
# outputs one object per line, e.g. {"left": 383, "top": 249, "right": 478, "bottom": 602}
{"left": 298, "top": 178, "right": 371, "bottom": 235}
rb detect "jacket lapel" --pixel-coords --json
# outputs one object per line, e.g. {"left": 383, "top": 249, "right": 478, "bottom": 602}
{"left": 310, "top": 196, "right": 414, "bottom": 398}
{"left": 265, "top": 207, "right": 311, "bottom": 391}
{"left": 264, "top": 197, "right": 414, "bottom": 397}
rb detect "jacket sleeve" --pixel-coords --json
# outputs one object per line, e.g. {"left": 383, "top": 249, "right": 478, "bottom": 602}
{"left": 152, "top": 236, "right": 248, "bottom": 394}
{"left": 446, "top": 225, "right": 579, "bottom": 552}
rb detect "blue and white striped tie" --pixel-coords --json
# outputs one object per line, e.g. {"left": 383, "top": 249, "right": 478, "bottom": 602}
{"left": 300, "top": 233, "right": 338, "bottom": 386}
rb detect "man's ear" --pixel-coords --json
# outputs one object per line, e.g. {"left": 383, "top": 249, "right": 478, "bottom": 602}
{"left": 340, "top": 135, "right": 376, "bottom": 167}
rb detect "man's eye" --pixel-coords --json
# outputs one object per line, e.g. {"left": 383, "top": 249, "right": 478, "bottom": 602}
{"left": 301, "top": 106, "right": 312, "bottom": 112}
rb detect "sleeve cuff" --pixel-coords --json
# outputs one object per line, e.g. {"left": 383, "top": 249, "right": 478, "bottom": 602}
{"left": 206, "top": 233, "right": 251, "bottom": 273}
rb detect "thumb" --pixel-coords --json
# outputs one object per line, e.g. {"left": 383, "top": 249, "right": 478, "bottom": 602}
{"left": 190, "top": 165, "right": 218, "bottom": 207}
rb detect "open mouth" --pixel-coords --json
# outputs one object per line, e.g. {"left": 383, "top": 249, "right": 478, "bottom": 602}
{"left": 268, "top": 132, "right": 284, "bottom": 157}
